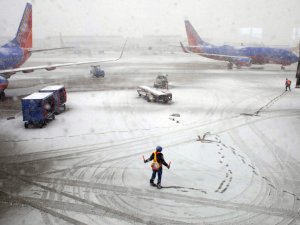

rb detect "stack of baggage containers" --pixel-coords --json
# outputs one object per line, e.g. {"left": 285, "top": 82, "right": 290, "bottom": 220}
{"left": 22, "top": 92, "right": 55, "bottom": 128}
{"left": 39, "top": 85, "right": 67, "bottom": 114}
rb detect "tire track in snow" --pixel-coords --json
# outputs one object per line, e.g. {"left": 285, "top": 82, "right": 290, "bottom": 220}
{"left": 5, "top": 173, "right": 300, "bottom": 221}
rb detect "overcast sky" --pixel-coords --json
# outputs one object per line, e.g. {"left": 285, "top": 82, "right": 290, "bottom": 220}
{"left": 0, "top": 0, "right": 300, "bottom": 44}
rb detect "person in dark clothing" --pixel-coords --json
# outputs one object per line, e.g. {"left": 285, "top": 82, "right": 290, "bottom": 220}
{"left": 144, "top": 146, "right": 170, "bottom": 189}
{"left": 285, "top": 78, "right": 292, "bottom": 91}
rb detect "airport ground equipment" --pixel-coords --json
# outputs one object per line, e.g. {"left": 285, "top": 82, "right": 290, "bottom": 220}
{"left": 22, "top": 92, "right": 55, "bottom": 128}
{"left": 154, "top": 74, "right": 168, "bottom": 89}
{"left": 296, "top": 47, "right": 300, "bottom": 88}
{"left": 90, "top": 65, "right": 105, "bottom": 77}
{"left": 39, "top": 85, "right": 67, "bottom": 113}
{"left": 137, "top": 85, "right": 172, "bottom": 103}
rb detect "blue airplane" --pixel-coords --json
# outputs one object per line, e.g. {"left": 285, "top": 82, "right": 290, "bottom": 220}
{"left": 0, "top": 3, "right": 125, "bottom": 100}
{"left": 180, "top": 20, "right": 299, "bottom": 70}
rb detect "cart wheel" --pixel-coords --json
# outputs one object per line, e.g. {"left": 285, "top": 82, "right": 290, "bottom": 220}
{"left": 40, "top": 120, "right": 46, "bottom": 128}
{"left": 24, "top": 122, "right": 28, "bottom": 129}
{"left": 146, "top": 94, "right": 153, "bottom": 102}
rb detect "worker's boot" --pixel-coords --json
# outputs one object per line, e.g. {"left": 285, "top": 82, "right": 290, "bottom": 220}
{"left": 150, "top": 179, "right": 156, "bottom": 187}
{"left": 157, "top": 183, "right": 162, "bottom": 189}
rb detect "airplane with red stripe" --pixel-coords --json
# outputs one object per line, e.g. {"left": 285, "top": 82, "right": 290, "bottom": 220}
{"left": 0, "top": 3, "right": 125, "bottom": 100}
{"left": 180, "top": 20, "right": 299, "bottom": 70}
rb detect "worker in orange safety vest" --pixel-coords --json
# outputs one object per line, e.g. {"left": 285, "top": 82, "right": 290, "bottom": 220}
{"left": 285, "top": 78, "right": 292, "bottom": 91}
{"left": 144, "top": 146, "right": 170, "bottom": 189}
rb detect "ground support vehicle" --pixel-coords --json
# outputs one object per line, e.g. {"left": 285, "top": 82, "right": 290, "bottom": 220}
{"left": 90, "top": 65, "right": 105, "bottom": 77}
{"left": 137, "top": 85, "right": 172, "bottom": 103}
{"left": 22, "top": 92, "right": 55, "bottom": 128}
{"left": 154, "top": 74, "right": 168, "bottom": 89}
{"left": 39, "top": 85, "right": 67, "bottom": 114}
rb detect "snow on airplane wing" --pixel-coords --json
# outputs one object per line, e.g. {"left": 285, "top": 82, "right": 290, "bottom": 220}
{"left": 0, "top": 40, "right": 126, "bottom": 76}
{"left": 28, "top": 47, "right": 74, "bottom": 53}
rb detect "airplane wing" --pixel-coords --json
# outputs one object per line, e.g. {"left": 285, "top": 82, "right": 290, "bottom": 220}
{"left": 28, "top": 47, "right": 74, "bottom": 53}
{"left": 0, "top": 40, "right": 126, "bottom": 77}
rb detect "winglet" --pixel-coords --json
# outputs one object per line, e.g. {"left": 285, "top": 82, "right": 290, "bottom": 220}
{"left": 117, "top": 39, "right": 127, "bottom": 61}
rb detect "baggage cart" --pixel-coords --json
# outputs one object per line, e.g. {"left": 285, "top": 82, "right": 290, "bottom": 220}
{"left": 39, "top": 85, "right": 67, "bottom": 114}
{"left": 137, "top": 85, "right": 172, "bottom": 103}
{"left": 22, "top": 92, "right": 55, "bottom": 128}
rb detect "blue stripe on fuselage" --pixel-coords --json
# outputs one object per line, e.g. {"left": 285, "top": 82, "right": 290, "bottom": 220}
{"left": 0, "top": 45, "right": 24, "bottom": 70}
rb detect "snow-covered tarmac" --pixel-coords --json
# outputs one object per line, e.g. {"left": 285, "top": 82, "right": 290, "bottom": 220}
{"left": 0, "top": 53, "right": 300, "bottom": 224}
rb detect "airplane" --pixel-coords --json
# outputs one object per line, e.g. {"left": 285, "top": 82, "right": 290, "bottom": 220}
{"left": 180, "top": 20, "right": 299, "bottom": 70}
{"left": 0, "top": 3, "right": 126, "bottom": 100}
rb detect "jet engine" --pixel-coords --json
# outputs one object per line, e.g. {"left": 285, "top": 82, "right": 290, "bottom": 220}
{"left": 234, "top": 58, "right": 252, "bottom": 67}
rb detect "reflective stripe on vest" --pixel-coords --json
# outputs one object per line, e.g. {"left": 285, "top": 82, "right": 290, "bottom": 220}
{"left": 153, "top": 151, "right": 162, "bottom": 167}
{"left": 153, "top": 151, "right": 158, "bottom": 163}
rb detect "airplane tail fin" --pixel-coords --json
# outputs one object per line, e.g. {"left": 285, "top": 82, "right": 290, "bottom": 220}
{"left": 184, "top": 20, "right": 207, "bottom": 46}
{"left": 13, "top": 3, "right": 32, "bottom": 48}
{"left": 59, "top": 32, "right": 65, "bottom": 48}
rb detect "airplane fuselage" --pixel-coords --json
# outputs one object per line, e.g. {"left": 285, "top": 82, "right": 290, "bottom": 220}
{"left": 183, "top": 20, "right": 299, "bottom": 68}
{"left": 187, "top": 44, "right": 299, "bottom": 66}
{"left": 0, "top": 45, "right": 30, "bottom": 71}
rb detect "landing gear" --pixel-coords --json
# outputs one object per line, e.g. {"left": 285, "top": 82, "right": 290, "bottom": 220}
{"left": 0, "top": 91, "right": 5, "bottom": 101}
{"left": 281, "top": 65, "right": 285, "bottom": 70}
{"left": 146, "top": 93, "right": 155, "bottom": 102}
{"left": 227, "top": 62, "right": 233, "bottom": 70}
{"left": 296, "top": 78, "right": 300, "bottom": 88}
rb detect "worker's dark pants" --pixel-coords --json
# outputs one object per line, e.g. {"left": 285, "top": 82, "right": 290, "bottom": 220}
{"left": 150, "top": 167, "right": 162, "bottom": 184}
{"left": 286, "top": 85, "right": 291, "bottom": 91}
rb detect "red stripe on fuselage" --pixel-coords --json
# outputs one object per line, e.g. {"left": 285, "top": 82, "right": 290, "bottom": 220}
{"left": 0, "top": 83, "right": 8, "bottom": 91}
